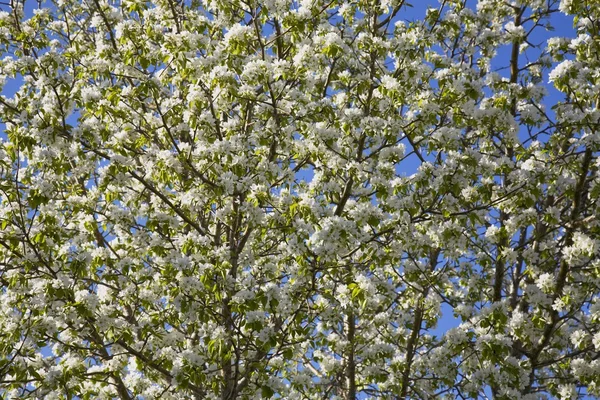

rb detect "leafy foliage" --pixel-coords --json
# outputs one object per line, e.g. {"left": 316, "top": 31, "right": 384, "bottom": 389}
{"left": 0, "top": 0, "right": 599, "bottom": 399}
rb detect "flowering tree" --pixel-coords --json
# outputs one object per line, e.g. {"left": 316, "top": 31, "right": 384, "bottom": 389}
{"left": 0, "top": 0, "right": 599, "bottom": 398}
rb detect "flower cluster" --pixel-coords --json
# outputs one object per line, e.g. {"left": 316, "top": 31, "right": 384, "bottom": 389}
{"left": 0, "top": 0, "right": 598, "bottom": 399}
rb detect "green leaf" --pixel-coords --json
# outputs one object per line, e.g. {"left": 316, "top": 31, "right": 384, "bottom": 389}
{"left": 261, "top": 386, "right": 275, "bottom": 398}
{"left": 283, "top": 348, "right": 293, "bottom": 360}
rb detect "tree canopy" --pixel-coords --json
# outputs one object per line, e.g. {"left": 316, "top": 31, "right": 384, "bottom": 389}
{"left": 0, "top": 0, "right": 599, "bottom": 398}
